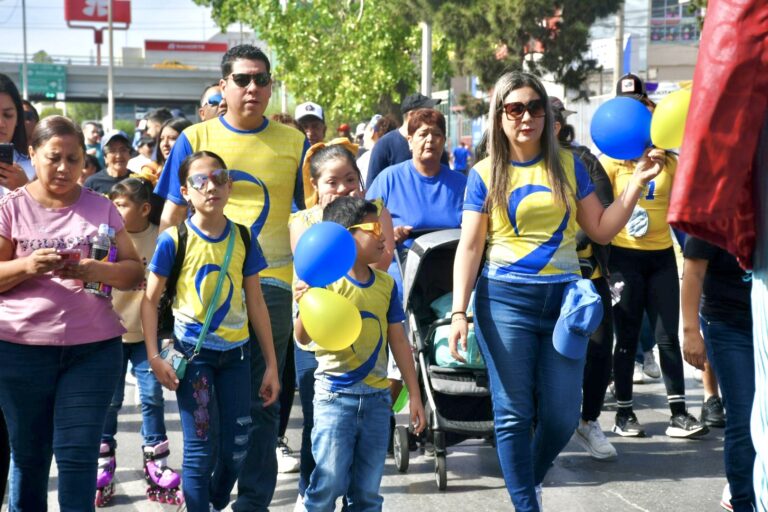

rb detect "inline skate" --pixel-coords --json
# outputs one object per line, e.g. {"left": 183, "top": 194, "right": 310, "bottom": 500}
{"left": 95, "top": 442, "right": 116, "bottom": 507}
{"left": 143, "top": 440, "right": 183, "bottom": 504}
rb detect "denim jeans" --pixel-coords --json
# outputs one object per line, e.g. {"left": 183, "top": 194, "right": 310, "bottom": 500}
{"left": 701, "top": 315, "right": 756, "bottom": 512}
{"left": 295, "top": 342, "right": 319, "bottom": 497}
{"left": 176, "top": 340, "right": 251, "bottom": 512}
{"left": 473, "top": 276, "right": 584, "bottom": 512}
{"left": 102, "top": 341, "right": 167, "bottom": 449}
{"left": 303, "top": 384, "right": 391, "bottom": 512}
{"left": 0, "top": 337, "right": 122, "bottom": 512}
{"left": 233, "top": 283, "right": 293, "bottom": 511}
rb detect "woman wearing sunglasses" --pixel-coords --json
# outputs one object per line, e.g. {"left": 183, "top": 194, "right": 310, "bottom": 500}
{"left": 448, "top": 72, "right": 664, "bottom": 511}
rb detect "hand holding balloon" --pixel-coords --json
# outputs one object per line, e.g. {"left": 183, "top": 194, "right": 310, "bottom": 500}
{"left": 591, "top": 97, "right": 652, "bottom": 160}
{"left": 633, "top": 148, "right": 666, "bottom": 185}
{"left": 294, "top": 222, "right": 357, "bottom": 287}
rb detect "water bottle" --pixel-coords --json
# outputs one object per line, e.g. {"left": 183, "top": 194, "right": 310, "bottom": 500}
{"left": 84, "top": 224, "right": 112, "bottom": 297}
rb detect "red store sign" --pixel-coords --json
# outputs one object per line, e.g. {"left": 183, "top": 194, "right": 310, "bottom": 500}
{"left": 64, "top": 0, "right": 131, "bottom": 25}
{"left": 145, "top": 41, "right": 229, "bottom": 53}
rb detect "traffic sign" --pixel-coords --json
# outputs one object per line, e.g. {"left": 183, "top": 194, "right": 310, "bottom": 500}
{"left": 20, "top": 63, "right": 67, "bottom": 100}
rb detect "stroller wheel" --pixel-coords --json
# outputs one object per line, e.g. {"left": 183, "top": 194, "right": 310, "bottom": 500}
{"left": 434, "top": 453, "right": 447, "bottom": 491}
{"left": 393, "top": 425, "right": 410, "bottom": 473}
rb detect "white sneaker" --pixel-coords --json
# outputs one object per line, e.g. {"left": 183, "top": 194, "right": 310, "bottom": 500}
{"left": 633, "top": 362, "right": 645, "bottom": 384}
{"left": 535, "top": 484, "right": 543, "bottom": 511}
{"left": 293, "top": 494, "right": 306, "bottom": 512}
{"left": 573, "top": 420, "right": 618, "bottom": 460}
{"left": 276, "top": 437, "right": 300, "bottom": 474}
{"left": 720, "top": 483, "right": 733, "bottom": 511}
{"left": 643, "top": 351, "right": 661, "bottom": 379}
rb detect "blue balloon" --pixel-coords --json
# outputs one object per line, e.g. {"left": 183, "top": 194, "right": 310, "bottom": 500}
{"left": 590, "top": 97, "right": 652, "bottom": 160}
{"left": 294, "top": 222, "right": 357, "bottom": 287}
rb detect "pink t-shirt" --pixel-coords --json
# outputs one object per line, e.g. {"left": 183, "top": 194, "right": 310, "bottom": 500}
{"left": 0, "top": 186, "right": 126, "bottom": 345}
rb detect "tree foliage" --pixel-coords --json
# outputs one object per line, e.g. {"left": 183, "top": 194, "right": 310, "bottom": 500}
{"left": 67, "top": 102, "right": 103, "bottom": 125}
{"left": 196, "top": 0, "right": 451, "bottom": 124}
{"left": 436, "top": 0, "right": 622, "bottom": 91}
{"left": 32, "top": 50, "right": 54, "bottom": 64}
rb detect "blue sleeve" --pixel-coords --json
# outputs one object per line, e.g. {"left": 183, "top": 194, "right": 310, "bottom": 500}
{"left": 386, "top": 280, "right": 406, "bottom": 324}
{"left": 365, "top": 171, "right": 388, "bottom": 204}
{"left": 147, "top": 231, "right": 177, "bottom": 277}
{"left": 463, "top": 168, "right": 488, "bottom": 212}
{"left": 366, "top": 141, "right": 389, "bottom": 189}
{"left": 574, "top": 156, "right": 595, "bottom": 200}
{"left": 293, "top": 139, "right": 310, "bottom": 211}
{"left": 243, "top": 235, "right": 269, "bottom": 277}
{"left": 154, "top": 133, "right": 193, "bottom": 206}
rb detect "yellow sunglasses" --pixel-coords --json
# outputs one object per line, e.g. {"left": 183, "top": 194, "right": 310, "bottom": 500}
{"left": 349, "top": 222, "right": 382, "bottom": 238}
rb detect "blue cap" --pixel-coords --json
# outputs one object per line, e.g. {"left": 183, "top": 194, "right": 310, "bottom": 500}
{"left": 101, "top": 130, "right": 130, "bottom": 151}
{"left": 553, "top": 279, "right": 604, "bottom": 360}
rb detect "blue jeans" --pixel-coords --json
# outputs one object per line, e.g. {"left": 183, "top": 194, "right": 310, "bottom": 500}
{"left": 176, "top": 340, "right": 251, "bottom": 512}
{"left": 304, "top": 385, "right": 391, "bottom": 512}
{"left": 473, "top": 277, "right": 584, "bottom": 512}
{"left": 701, "top": 315, "right": 756, "bottom": 512}
{"left": 0, "top": 337, "right": 122, "bottom": 512}
{"left": 102, "top": 341, "right": 167, "bottom": 449}
{"left": 295, "top": 342, "right": 319, "bottom": 497}
{"left": 233, "top": 283, "right": 293, "bottom": 511}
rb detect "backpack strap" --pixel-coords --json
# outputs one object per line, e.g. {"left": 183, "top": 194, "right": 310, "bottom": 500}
{"left": 165, "top": 221, "right": 188, "bottom": 302}
{"left": 235, "top": 222, "right": 251, "bottom": 266}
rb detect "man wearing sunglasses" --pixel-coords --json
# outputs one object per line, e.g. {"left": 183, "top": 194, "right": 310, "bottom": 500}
{"left": 199, "top": 83, "right": 225, "bottom": 122}
{"left": 154, "top": 44, "right": 309, "bottom": 512}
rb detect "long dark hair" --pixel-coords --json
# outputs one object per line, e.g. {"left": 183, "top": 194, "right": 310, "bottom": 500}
{"left": 0, "top": 73, "right": 28, "bottom": 156}
{"left": 486, "top": 72, "right": 569, "bottom": 214}
{"left": 156, "top": 117, "right": 193, "bottom": 167}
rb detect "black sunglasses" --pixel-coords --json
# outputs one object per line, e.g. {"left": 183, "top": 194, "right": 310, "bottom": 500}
{"left": 502, "top": 99, "right": 547, "bottom": 119}
{"left": 23, "top": 111, "right": 38, "bottom": 122}
{"left": 229, "top": 72, "right": 271, "bottom": 88}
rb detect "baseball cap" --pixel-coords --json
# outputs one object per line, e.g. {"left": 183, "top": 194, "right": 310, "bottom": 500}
{"left": 401, "top": 93, "right": 441, "bottom": 114}
{"left": 295, "top": 102, "right": 324, "bottom": 123}
{"left": 550, "top": 97, "right": 576, "bottom": 118}
{"left": 553, "top": 280, "right": 604, "bottom": 360}
{"left": 101, "top": 130, "right": 131, "bottom": 151}
{"left": 616, "top": 73, "right": 647, "bottom": 100}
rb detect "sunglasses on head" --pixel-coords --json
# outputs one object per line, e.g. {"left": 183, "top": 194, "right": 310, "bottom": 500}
{"left": 205, "top": 93, "right": 223, "bottom": 107}
{"left": 349, "top": 222, "right": 382, "bottom": 238}
{"left": 502, "top": 99, "right": 547, "bottom": 119}
{"left": 229, "top": 72, "right": 271, "bottom": 88}
{"left": 186, "top": 169, "right": 230, "bottom": 191}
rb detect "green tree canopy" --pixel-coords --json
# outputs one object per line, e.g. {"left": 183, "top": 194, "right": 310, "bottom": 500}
{"left": 67, "top": 102, "right": 103, "bottom": 126}
{"left": 32, "top": 50, "right": 54, "bottom": 64}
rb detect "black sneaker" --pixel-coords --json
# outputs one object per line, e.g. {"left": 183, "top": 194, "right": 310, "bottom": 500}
{"left": 612, "top": 412, "right": 646, "bottom": 437}
{"left": 666, "top": 412, "right": 709, "bottom": 438}
{"left": 701, "top": 396, "right": 726, "bottom": 428}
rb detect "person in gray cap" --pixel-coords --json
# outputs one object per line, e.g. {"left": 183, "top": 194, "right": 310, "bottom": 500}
{"left": 84, "top": 130, "right": 134, "bottom": 195}
{"left": 295, "top": 101, "right": 327, "bottom": 145}
{"left": 366, "top": 92, "right": 448, "bottom": 188}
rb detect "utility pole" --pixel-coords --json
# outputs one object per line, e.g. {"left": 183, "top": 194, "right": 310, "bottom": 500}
{"left": 21, "top": 0, "right": 28, "bottom": 100}
{"left": 613, "top": 2, "right": 625, "bottom": 85}
{"left": 107, "top": 0, "right": 115, "bottom": 130}
{"left": 420, "top": 21, "right": 432, "bottom": 97}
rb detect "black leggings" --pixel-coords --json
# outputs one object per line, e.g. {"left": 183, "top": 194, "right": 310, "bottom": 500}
{"left": 581, "top": 277, "right": 614, "bottom": 422}
{"left": 278, "top": 341, "right": 296, "bottom": 438}
{"left": 0, "top": 410, "right": 8, "bottom": 502}
{"left": 610, "top": 246, "right": 686, "bottom": 414}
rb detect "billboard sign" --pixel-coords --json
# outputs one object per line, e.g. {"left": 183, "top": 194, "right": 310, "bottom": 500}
{"left": 65, "top": 0, "right": 131, "bottom": 25}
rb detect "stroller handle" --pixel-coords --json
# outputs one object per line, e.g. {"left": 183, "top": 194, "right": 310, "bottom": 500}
{"left": 420, "top": 316, "right": 474, "bottom": 354}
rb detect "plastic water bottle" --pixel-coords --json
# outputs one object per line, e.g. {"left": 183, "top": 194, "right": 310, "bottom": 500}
{"left": 84, "top": 224, "right": 112, "bottom": 297}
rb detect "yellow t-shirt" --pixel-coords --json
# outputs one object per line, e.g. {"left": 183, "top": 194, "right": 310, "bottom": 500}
{"left": 464, "top": 150, "right": 595, "bottom": 283}
{"left": 601, "top": 155, "right": 676, "bottom": 251}
{"left": 112, "top": 224, "right": 158, "bottom": 343}
{"left": 155, "top": 117, "right": 309, "bottom": 286}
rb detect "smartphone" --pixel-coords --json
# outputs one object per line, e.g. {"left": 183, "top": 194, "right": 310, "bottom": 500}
{"left": 56, "top": 248, "right": 81, "bottom": 266}
{"left": 0, "top": 143, "right": 13, "bottom": 166}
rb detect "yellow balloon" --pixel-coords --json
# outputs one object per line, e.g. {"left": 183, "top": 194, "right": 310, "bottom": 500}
{"left": 298, "top": 288, "right": 362, "bottom": 351}
{"left": 651, "top": 88, "right": 692, "bottom": 149}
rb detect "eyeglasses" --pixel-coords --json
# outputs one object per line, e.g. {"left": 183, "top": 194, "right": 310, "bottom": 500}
{"left": 229, "top": 72, "right": 271, "bottom": 88}
{"left": 502, "top": 99, "right": 547, "bottom": 119}
{"left": 349, "top": 222, "right": 382, "bottom": 238}
{"left": 186, "top": 169, "right": 230, "bottom": 191}
{"left": 204, "top": 93, "right": 223, "bottom": 107}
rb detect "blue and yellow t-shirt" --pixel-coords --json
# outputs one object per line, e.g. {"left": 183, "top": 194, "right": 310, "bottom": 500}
{"left": 315, "top": 269, "right": 405, "bottom": 392}
{"left": 149, "top": 218, "right": 268, "bottom": 351}
{"left": 464, "top": 150, "right": 594, "bottom": 283}
{"left": 601, "top": 155, "right": 676, "bottom": 251}
{"left": 154, "top": 116, "right": 309, "bottom": 287}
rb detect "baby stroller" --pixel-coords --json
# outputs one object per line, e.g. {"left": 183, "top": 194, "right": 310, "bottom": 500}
{"left": 392, "top": 229, "right": 494, "bottom": 490}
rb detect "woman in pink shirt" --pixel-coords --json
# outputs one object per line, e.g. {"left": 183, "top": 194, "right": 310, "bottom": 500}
{"left": 0, "top": 116, "right": 143, "bottom": 511}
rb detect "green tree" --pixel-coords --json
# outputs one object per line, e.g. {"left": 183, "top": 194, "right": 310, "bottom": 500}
{"left": 67, "top": 102, "right": 103, "bottom": 125}
{"left": 114, "top": 119, "right": 136, "bottom": 140}
{"left": 32, "top": 50, "right": 54, "bottom": 64}
{"left": 436, "top": 0, "right": 622, "bottom": 92}
{"left": 39, "top": 106, "right": 63, "bottom": 118}
{"left": 195, "top": 0, "right": 450, "bottom": 124}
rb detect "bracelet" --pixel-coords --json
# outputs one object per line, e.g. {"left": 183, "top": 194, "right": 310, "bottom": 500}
{"left": 450, "top": 311, "right": 467, "bottom": 319}
{"left": 152, "top": 353, "right": 163, "bottom": 360}
{"left": 451, "top": 316, "right": 468, "bottom": 323}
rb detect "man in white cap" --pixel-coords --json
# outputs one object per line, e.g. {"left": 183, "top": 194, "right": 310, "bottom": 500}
{"left": 295, "top": 102, "right": 326, "bottom": 146}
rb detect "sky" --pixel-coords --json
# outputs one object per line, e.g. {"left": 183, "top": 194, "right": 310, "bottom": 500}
{"left": 0, "top": 0, "right": 238, "bottom": 60}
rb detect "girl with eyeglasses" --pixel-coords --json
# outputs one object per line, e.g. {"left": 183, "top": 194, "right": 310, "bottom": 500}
{"left": 0, "top": 73, "right": 35, "bottom": 197}
{"left": 448, "top": 72, "right": 663, "bottom": 511}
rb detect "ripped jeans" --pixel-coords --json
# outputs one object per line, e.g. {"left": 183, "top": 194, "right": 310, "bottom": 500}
{"left": 174, "top": 339, "right": 251, "bottom": 512}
